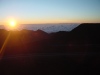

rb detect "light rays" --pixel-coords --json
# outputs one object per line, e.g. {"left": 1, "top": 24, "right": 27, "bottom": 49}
{"left": 0, "top": 32, "right": 11, "bottom": 60}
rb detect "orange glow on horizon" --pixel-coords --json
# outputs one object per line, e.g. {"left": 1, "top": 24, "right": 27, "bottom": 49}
{"left": 0, "top": 18, "right": 100, "bottom": 25}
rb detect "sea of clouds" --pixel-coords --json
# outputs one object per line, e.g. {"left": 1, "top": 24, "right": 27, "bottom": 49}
{"left": 0, "top": 23, "right": 80, "bottom": 33}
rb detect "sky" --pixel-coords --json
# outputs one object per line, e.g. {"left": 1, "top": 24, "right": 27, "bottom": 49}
{"left": 0, "top": 0, "right": 100, "bottom": 24}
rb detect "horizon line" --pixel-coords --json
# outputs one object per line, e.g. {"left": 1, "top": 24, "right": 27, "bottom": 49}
{"left": 0, "top": 22, "right": 100, "bottom": 25}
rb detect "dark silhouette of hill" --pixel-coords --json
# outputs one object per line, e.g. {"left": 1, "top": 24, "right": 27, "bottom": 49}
{"left": 72, "top": 23, "right": 100, "bottom": 32}
{"left": 0, "top": 23, "right": 100, "bottom": 75}
{"left": 68, "top": 23, "right": 100, "bottom": 44}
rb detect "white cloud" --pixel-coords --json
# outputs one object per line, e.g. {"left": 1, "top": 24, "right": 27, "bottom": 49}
{"left": 0, "top": 23, "right": 80, "bottom": 33}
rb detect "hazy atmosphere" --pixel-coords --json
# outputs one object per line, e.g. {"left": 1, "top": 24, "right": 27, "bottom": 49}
{"left": 0, "top": 0, "right": 100, "bottom": 24}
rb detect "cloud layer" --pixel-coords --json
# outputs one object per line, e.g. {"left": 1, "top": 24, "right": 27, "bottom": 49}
{"left": 0, "top": 23, "right": 80, "bottom": 33}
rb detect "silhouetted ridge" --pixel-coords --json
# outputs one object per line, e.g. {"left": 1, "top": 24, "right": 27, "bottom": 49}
{"left": 0, "top": 23, "right": 100, "bottom": 55}
{"left": 70, "top": 23, "right": 100, "bottom": 44}
{"left": 72, "top": 23, "right": 100, "bottom": 33}
{"left": 0, "top": 23, "right": 100, "bottom": 75}
{"left": 36, "top": 29, "right": 48, "bottom": 35}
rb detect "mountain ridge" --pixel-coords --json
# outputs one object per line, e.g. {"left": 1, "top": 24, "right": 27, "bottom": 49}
{"left": 0, "top": 23, "right": 100, "bottom": 75}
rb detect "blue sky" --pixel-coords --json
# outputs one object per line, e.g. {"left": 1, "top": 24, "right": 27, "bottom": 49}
{"left": 0, "top": 0, "right": 100, "bottom": 24}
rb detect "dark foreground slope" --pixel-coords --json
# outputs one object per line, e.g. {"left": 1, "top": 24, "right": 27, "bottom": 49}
{"left": 0, "top": 23, "right": 100, "bottom": 75}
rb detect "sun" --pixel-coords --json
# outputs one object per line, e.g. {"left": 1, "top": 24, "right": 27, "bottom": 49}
{"left": 10, "top": 21, "right": 16, "bottom": 27}
{"left": 5, "top": 20, "right": 18, "bottom": 30}
{"left": 4, "top": 18, "right": 19, "bottom": 30}
{"left": 8, "top": 20, "right": 17, "bottom": 30}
